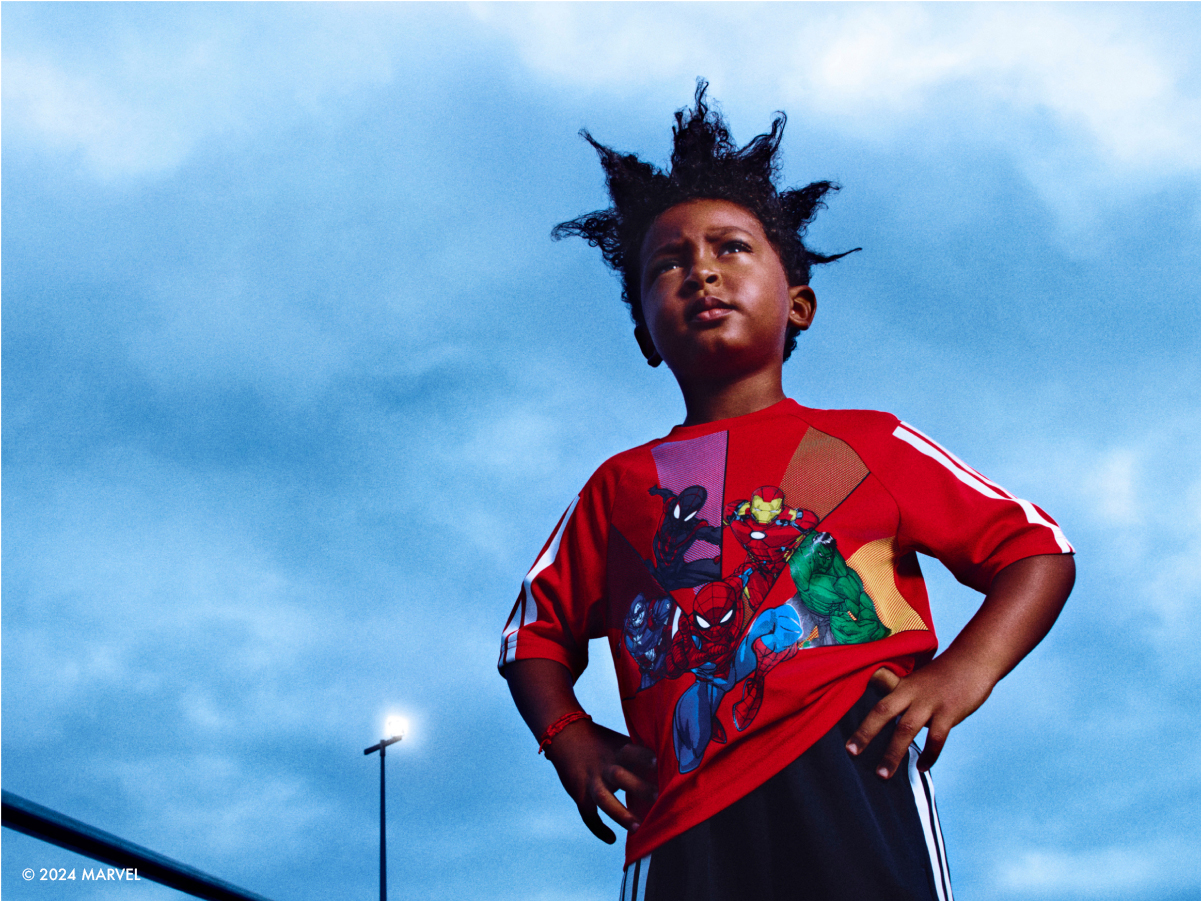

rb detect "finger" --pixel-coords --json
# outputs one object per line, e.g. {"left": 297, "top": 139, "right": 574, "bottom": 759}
{"left": 596, "top": 792, "right": 639, "bottom": 831}
{"left": 604, "top": 764, "right": 657, "bottom": 802}
{"left": 846, "top": 694, "right": 904, "bottom": 756}
{"left": 592, "top": 780, "right": 641, "bottom": 832}
{"left": 916, "top": 717, "right": 950, "bottom": 772}
{"left": 578, "top": 801, "right": 617, "bottom": 845}
{"left": 875, "top": 712, "right": 928, "bottom": 779}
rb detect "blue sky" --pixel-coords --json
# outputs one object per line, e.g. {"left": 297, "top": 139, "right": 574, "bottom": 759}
{"left": 3, "top": 3, "right": 1200, "bottom": 899}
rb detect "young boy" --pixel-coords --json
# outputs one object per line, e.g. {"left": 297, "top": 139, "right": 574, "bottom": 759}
{"left": 499, "top": 83, "right": 1075, "bottom": 901}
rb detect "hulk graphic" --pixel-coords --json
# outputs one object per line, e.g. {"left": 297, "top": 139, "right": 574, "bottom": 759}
{"left": 787, "top": 531, "right": 890, "bottom": 646}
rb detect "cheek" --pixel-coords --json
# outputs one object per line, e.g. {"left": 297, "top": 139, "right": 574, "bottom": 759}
{"left": 747, "top": 267, "right": 794, "bottom": 311}
{"left": 764, "top": 282, "right": 796, "bottom": 327}
{"left": 642, "top": 298, "right": 679, "bottom": 348}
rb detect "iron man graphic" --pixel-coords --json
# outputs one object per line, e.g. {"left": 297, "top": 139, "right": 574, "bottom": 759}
{"left": 724, "top": 486, "right": 819, "bottom": 580}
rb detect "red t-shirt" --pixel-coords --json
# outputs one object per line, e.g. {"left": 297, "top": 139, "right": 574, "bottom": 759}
{"left": 499, "top": 399, "right": 1072, "bottom": 863}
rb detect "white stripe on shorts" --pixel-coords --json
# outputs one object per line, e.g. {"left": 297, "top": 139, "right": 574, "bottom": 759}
{"left": 620, "top": 754, "right": 951, "bottom": 901}
{"left": 907, "top": 746, "right": 954, "bottom": 901}
{"left": 619, "top": 854, "right": 650, "bottom": 901}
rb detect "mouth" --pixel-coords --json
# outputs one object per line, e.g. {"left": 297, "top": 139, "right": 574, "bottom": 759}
{"left": 687, "top": 295, "right": 735, "bottom": 324}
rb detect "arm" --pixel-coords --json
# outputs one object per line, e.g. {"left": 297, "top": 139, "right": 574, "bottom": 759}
{"left": 847, "top": 553, "right": 1076, "bottom": 778}
{"left": 505, "top": 658, "right": 657, "bottom": 844}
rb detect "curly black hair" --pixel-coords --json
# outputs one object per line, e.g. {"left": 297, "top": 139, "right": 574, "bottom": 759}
{"left": 553, "top": 80, "right": 858, "bottom": 361}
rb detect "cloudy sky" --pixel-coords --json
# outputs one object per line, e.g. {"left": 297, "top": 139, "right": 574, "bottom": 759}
{"left": 3, "top": 3, "right": 1199, "bottom": 900}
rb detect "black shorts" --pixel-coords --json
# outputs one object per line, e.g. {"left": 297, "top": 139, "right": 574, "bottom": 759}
{"left": 620, "top": 685, "right": 953, "bottom": 901}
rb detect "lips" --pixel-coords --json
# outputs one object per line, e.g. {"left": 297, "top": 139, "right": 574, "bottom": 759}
{"left": 687, "top": 295, "right": 735, "bottom": 323}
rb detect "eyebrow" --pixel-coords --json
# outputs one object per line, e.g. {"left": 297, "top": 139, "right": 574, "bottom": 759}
{"left": 705, "top": 225, "right": 755, "bottom": 239}
{"left": 644, "top": 226, "right": 757, "bottom": 260}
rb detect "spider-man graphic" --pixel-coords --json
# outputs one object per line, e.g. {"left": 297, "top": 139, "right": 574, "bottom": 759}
{"left": 666, "top": 562, "right": 804, "bottom": 772}
{"left": 665, "top": 573, "right": 748, "bottom": 771}
{"left": 647, "top": 484, "right": 722, "bottom": 590}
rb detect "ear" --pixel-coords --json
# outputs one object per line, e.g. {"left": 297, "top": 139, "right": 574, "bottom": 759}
{"left": 634, "top": 323, "right": 663, "bottom": 368}
{"left": 788, "top": 285, "right": 816, "bottom": 332}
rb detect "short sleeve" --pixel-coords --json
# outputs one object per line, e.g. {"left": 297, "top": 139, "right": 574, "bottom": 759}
{"left": 875, "top": 419, "right": 1073, "bottom": 593}
{"left": 497, "top": 462, "right": 619, "bottom": 679}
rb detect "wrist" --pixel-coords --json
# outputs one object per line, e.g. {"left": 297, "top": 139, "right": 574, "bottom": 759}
{"left": 537, "top": 710, "right": 592, "bottom": 756}
{"left": 931, "top": 644, "right": 1005, "bottom": 694}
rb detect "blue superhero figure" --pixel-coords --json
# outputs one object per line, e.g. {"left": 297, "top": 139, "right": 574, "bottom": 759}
{"left": 622, "top": 592, "right": 675, "bottom": 691}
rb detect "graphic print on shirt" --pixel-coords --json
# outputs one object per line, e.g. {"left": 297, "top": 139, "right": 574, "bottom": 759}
{"left": 647, "top": 432, "right": 726, "bottom": 590}
{"left": 788, "top": 531, "right": 890, "bottom": 645}
{"left": 611, "top": 432, "right": 730, "bottom": 702}
{"left": 716, "top": 486, "right": 820, "bottom": 734}
{"left": 611, "top": 426, "right": 928, "bottom": 775}
{"left": 608, "top": 527, "right": 677, "bottom": 692}
{"left": 775, "top": 426, "right": 928, "bottom": 646}
{"left": 646, "top": 484, "right": 722, "bottom": 589}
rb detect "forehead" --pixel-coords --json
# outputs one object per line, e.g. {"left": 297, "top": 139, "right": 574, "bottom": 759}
{"left": 640, "top": 199, "right": 768, "bottom": 258}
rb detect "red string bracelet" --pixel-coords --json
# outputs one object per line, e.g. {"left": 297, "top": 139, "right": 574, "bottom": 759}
{"left": 537, "top": 710, "right": 592, "bottom": 756}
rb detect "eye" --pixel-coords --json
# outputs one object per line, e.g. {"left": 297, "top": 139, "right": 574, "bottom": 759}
{"left": 650, "top": 258, "right": 681, "bottom": 279}
{"left": 721, "top": 240, "right": 751, "bottom": 255}
{"left": 673, "top": 505, "right": 681, "bottom": 519}
{"left": 719, "top": 609, "right": 734, "bottom": 624}
{"left": 684, "top": 510, "right": 697, "bottom": 521}
{"left": 695, "top": 614, "right": 710, "bottom": 629}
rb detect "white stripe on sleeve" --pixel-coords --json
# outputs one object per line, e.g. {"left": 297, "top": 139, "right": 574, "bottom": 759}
{"left": 893, "top": 423, "right": 1073, "bottom": 553}
{"left": 501, "top": 495, "right": 582, "bottom": 667}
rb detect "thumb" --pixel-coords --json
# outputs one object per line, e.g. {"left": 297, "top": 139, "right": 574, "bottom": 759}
{"left": 616, "top": 743, "right": 657, "bottom": 778}
{"left": 869, "top": 666, "right": 901, "bottom": 693}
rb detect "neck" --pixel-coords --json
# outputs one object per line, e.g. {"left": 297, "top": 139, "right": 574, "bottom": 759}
{"left": 678, "top": 369, "right": 786, "bottom": 426}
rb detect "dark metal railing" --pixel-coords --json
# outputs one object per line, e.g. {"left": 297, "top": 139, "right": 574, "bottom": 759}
{"left": 2, "top": 790, "right": 279, "bottom": 901}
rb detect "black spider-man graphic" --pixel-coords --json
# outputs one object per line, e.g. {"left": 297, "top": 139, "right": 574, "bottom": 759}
{"left": 647, "top": 484, "right": 722, "bottom": 590}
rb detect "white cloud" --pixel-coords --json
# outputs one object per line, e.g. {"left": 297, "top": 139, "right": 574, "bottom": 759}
{"left": 1040, "top": 422, "right": 1201, "bottom": 661}
{"left": 998, "top": 843, "right": 1201, "bottom": 895}
{"left": 1, "top": 56, "right": 193, "bottom": 177}
{"left": 475, "top": 4, "right": 1201, "bottom": 177}
{"left": 7, "top": 3, "right": 1197, "bottom": 208}
{"left": 98, "top": 753, "right": 329, "bottom": 858}
{"left": 1081, "top": 448, "right": 1142, "bottom": 525}
{"left": 1, "top": 6, "right": 403, "bottom": 179}
{"left": 808, "top": 7, "right": 1197, "bottom": 167}
{"left": 1145, "top": 475, "right": 1201, "bottom": 649}
{"left": 462, "top": 406, "right": 564, "bottom": 474}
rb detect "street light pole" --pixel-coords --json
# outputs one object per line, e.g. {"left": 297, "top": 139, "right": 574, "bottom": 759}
{"left": 364, "top": 717, "right": 407, "bottom": 901}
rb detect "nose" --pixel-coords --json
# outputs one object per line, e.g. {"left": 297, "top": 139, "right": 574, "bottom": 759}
{"left": 684, "top": 256, "right": 720, "bottom": 290}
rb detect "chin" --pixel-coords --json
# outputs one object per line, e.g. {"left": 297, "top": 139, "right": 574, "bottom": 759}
{"left": 678, "top": 344, "right": 767, "bottom": 380}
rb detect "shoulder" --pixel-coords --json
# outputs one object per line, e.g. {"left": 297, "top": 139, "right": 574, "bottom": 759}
{"left": 577, "top": 430, "right": 678, "bottom": 498}
{"left": 784, "top": 401, "right": 902, "bottom": 450}
{"left": 793, "top": 404, "right": 986, "bottom": 485}
{"left": 783, "top": 402, "right": 961, "bottom": 494}
{"left": 592, "top": 432, "right": 670, "bottom": 477}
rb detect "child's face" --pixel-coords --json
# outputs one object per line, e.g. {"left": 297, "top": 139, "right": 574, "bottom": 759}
{"left": 638, "top": 199, "right": 814, "bottom": 384}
